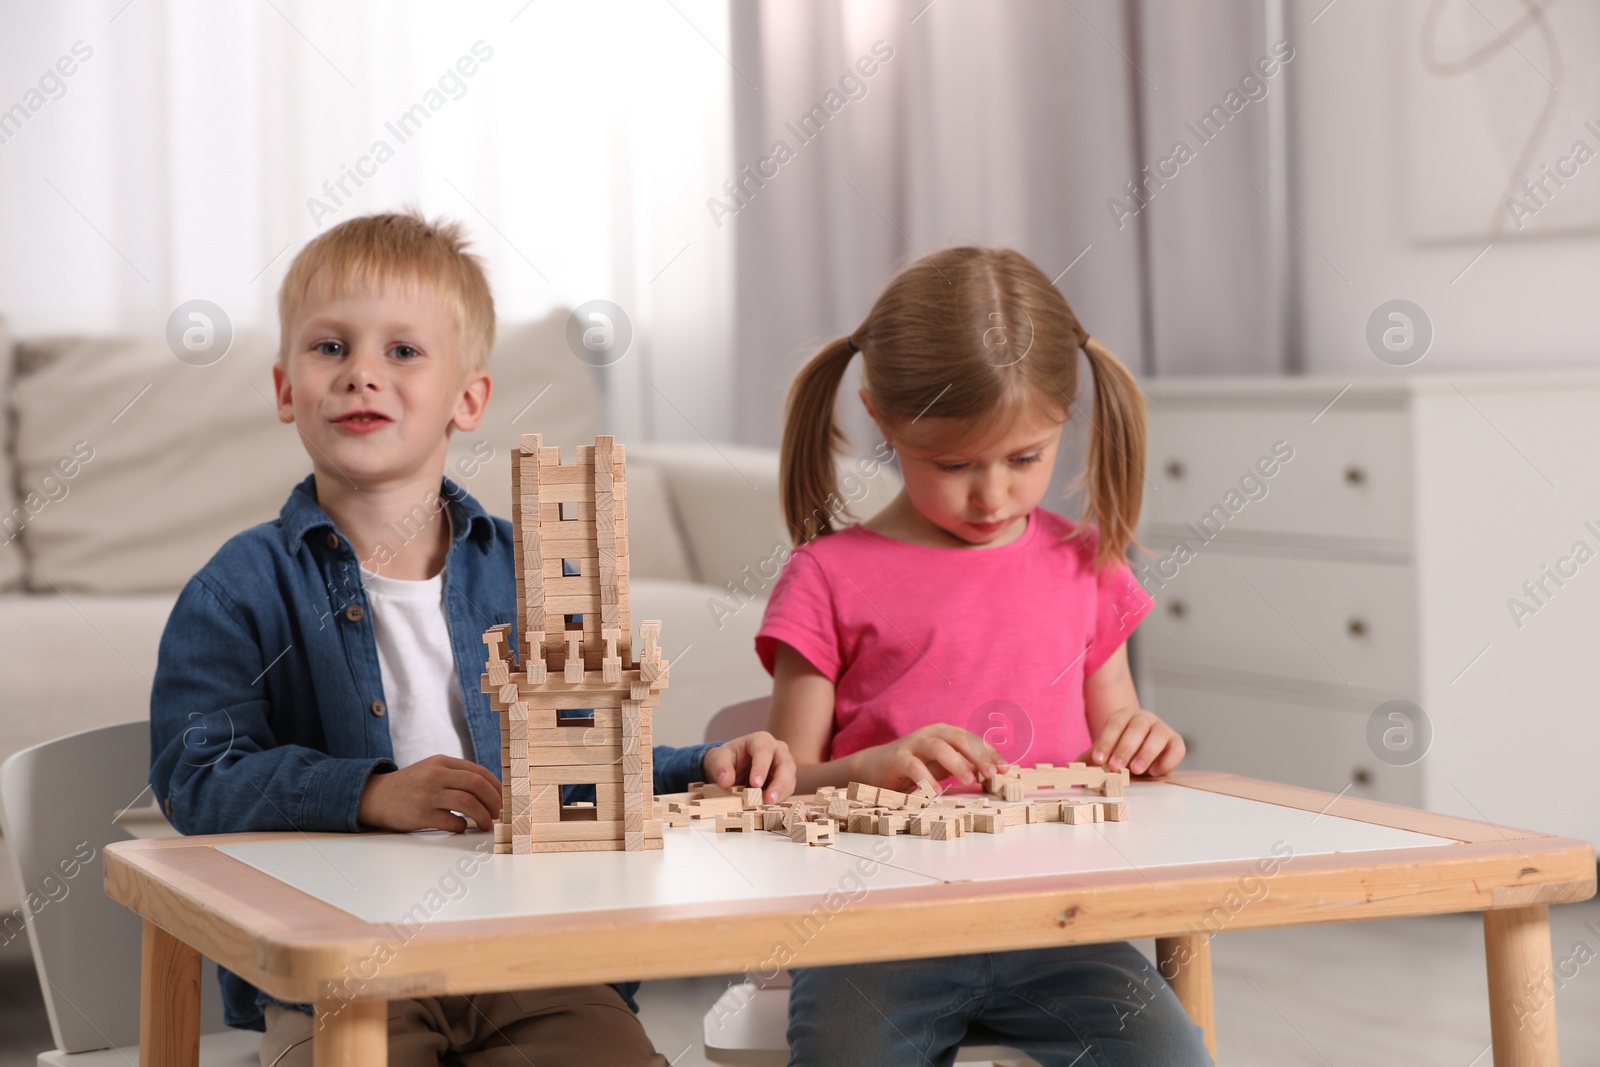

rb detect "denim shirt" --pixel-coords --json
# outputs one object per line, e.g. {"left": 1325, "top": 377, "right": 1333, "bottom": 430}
{"left": 149, "top": 473, "right": 716, "bottom": 1031}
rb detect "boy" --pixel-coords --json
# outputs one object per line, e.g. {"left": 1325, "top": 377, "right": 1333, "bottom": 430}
{"left": 149, "top": 211, "right": 794, "bottom": 1066}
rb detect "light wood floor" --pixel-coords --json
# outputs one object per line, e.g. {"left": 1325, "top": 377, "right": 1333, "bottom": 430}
{"left": 4, "top": 897, "right": 1598, "bottom": 1065}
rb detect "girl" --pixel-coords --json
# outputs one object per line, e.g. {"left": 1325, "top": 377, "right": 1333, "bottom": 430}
{"left": 757, "top": 247, "right": 1211, "bottom": 1066}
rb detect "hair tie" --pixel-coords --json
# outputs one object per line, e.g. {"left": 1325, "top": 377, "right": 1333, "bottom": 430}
{"left": 844, "top": 334, "right": 861, "bottom": 354}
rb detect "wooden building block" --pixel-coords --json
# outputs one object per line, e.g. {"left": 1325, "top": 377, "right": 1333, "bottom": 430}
{"left": 1062, "top": 802, "right": 1094, "bottom": 825}
{"left": 877, "top": 813, "right": 910, "bottom": 836}
{"left": 563, "top": 631, "right": 585, "bottom": 683}
{"left": 790, "top": 819, "right": 836, "bottom": 846}
{"left": 847, "top": 811, "right": 878, "bottom": 834}
{"left": 525, "top": 633, "right": 548, "bottom": 683}
{"left": 1027, "top": 801, "right": 1061, "bottom": 824}
{"left": 877, "top": 787, "right": 908, "bottom": 809}
{"left": 686, "top": 796, "right": 744, "bottom": 818}
{"left": 930, "top": 817, "right": 961, "bottom": 841}
{"left": 602, "top": 628, "right": 622, "bottom": 683}
{"left": 846, "top": 782, "right": 879, "bottom": 805}
{"left": 716, "top": 810, "right": 759, "bottom": 833}
{"left": 971, "top": 811, "right": 1003, "bottom": 834}
{"left": 1104, "top": 801, "right": 1128, "bottom": 822}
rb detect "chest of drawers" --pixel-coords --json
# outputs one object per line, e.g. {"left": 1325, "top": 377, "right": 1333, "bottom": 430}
{"left": 1134, "top": 376, "right": 1600, "bottom": 847}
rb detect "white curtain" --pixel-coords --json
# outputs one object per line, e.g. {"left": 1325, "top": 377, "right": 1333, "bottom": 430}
{"left": 725, "top": 0, "right": 1291, "bottom": 457}
{"left": 726, "top": 0, "right": 1151, "bottom": 455}
{"left": 0, "top": 0, "right": 735, "bottom": 440}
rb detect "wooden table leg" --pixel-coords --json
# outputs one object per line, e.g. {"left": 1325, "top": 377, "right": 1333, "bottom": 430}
{"left": 1157, "top": 933, "right": 1218, "bottom": 1062}
{"left": 314, "top": 997, "right": 388, "bottom": 1066}
{"left": 140, "top": 920, "right": 200, "bottom": 1067}
{"left": 1485, "top": 905, "right": 1560, "bottom": 1066}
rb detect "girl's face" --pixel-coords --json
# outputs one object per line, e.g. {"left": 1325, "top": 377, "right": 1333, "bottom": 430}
{"left": 872, "top": 394, "right": 1066, "bottom": 548}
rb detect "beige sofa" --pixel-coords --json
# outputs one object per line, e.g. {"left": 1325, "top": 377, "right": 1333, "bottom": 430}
{"left": 0, "top": 309, "right": 898, "bottom": 910}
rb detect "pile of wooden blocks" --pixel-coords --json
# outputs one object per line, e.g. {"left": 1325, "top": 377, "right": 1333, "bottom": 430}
{"left": 659, "top": 774, "right": 1128, "bottom": 848}
{"left": 482, "top": 434, "right": 670, "bottom": 856}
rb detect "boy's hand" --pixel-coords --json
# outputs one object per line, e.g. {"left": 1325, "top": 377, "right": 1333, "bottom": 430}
{"left": 856, "top": 724, "right": 1008, "bottom": 793}
{"left": 358, "top": 754, "right": 503, "bottom": 833}
{"left": 1076, "top": 707, "right": 1185, "bottom": 778}
{"left": 704, "top": 731, "right": 796, "bottom": 804}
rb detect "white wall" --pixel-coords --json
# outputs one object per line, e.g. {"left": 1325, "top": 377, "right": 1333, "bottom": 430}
{"left": 1291, "top": 0, "right": 1600, "bottom": 376}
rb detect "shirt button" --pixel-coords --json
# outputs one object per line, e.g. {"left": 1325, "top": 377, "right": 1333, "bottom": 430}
{"left": 345, "top": 604, "right": 364, "bottom": 623}
{"left": 325, "top": 532, "right": 339, "bottom": 550}
{"left": 370, "top": 700, "right": 386, "bottom": 717}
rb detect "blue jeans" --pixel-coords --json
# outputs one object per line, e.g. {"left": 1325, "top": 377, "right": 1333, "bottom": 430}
{"left": 786, "top": 943, "right": 1214, "bottom": 1067}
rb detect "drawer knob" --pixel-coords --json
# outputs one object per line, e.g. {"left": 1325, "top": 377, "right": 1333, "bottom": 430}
{"left": 1164, "top": 459, "right": 1186, "bottom": 480}
{"left": 1167, "top": 599, "right": 1188, "bottom": 620}
{"left": 1352, "top": 767, "right": 1373, "bottom": 787}
{"left": 1347, "top": 617, "right": 1369, "bottom": 638}
{"left": 1344, "top": 465, "right": 1366, "bottom": 486}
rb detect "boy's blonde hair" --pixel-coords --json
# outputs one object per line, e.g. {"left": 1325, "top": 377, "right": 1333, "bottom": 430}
{"left": 780, "top": 246, "right": 1146, "bottom": 570}
{"left": 277, "top": 210, "right": 496, "bottom": 375}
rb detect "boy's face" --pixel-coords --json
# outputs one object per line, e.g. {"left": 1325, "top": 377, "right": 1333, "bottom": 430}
{"left": 272, "top": 281, "right": 490, "bottom": 491}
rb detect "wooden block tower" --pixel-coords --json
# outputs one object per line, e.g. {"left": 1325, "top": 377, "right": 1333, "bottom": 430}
{"left": 481, "top": 434, "right": 669, "bottom": 855}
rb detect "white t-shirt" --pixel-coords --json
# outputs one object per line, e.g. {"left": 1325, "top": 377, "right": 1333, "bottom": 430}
{"left": 359, "top": 558, "right": 473, "bottom": 770}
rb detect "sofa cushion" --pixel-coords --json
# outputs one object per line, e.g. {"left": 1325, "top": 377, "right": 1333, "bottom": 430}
{"left": 12, "top": 310, "right": 602, "bottom": 593}
{"left": 13, "top": 332, "right": 307, "bottom": 594}
{"left": 0, "top": 316, "right": 23, "bottom": 592}
{"left": 632, "top": 443, "right": 901, "bottom": 591}
{"left": 617, "top": 460, "right": 694, "bottom": 584}
{"left": 0, "top": 591, "right": 176, "bottom": 775}
{"left": 629, "top": 578, "right": 770, "bottom": 749}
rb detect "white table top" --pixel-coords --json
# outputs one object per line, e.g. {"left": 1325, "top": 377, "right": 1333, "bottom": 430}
{"left": 217, "top": 782, "right": 1455, "bottom": 926}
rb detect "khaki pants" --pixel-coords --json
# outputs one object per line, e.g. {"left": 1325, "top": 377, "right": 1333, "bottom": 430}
{"left": 260, "top": 985, "right": 669, "bottom": 1067}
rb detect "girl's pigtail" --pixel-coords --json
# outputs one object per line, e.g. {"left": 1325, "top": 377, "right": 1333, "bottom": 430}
{"left": 1080, "top": 337, "right": 1147, "bottom": 569}
{"left": 780, "top": 336, "right": 859, "bottom": 543}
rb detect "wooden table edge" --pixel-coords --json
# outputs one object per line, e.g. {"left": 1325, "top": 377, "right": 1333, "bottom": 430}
{"left": 1162, "top": 770, "right": 1555, "bottom": 842}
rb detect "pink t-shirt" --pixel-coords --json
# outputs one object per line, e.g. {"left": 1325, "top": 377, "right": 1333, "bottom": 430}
{"left": 755, "top": 508, "right": 1153, "bottom": 766}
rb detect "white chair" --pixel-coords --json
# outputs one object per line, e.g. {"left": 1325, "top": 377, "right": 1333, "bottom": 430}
{"left": 698, "top": 698, "right": 1039, "bottom": 1067}
{"left": 0, "top": 720, "right": 260, "bottom": 1065}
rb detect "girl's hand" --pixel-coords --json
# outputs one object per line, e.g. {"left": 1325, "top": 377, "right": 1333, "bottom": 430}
{"left": 1076, "top": 707, "right": 1185, "bottom": 778}
{"left": 855, "top": 724, "right": 1008, "bottom": 793}
{"left": 704, "top": 731, "right": 797, "bottom": 804}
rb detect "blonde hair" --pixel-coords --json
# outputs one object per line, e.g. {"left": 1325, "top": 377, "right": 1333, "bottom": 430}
{"left": 780, "top": 246, "right": 1146, "bottom": 570}
{"left": 277, "top": 210, "right": 496, "bottom": 375}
